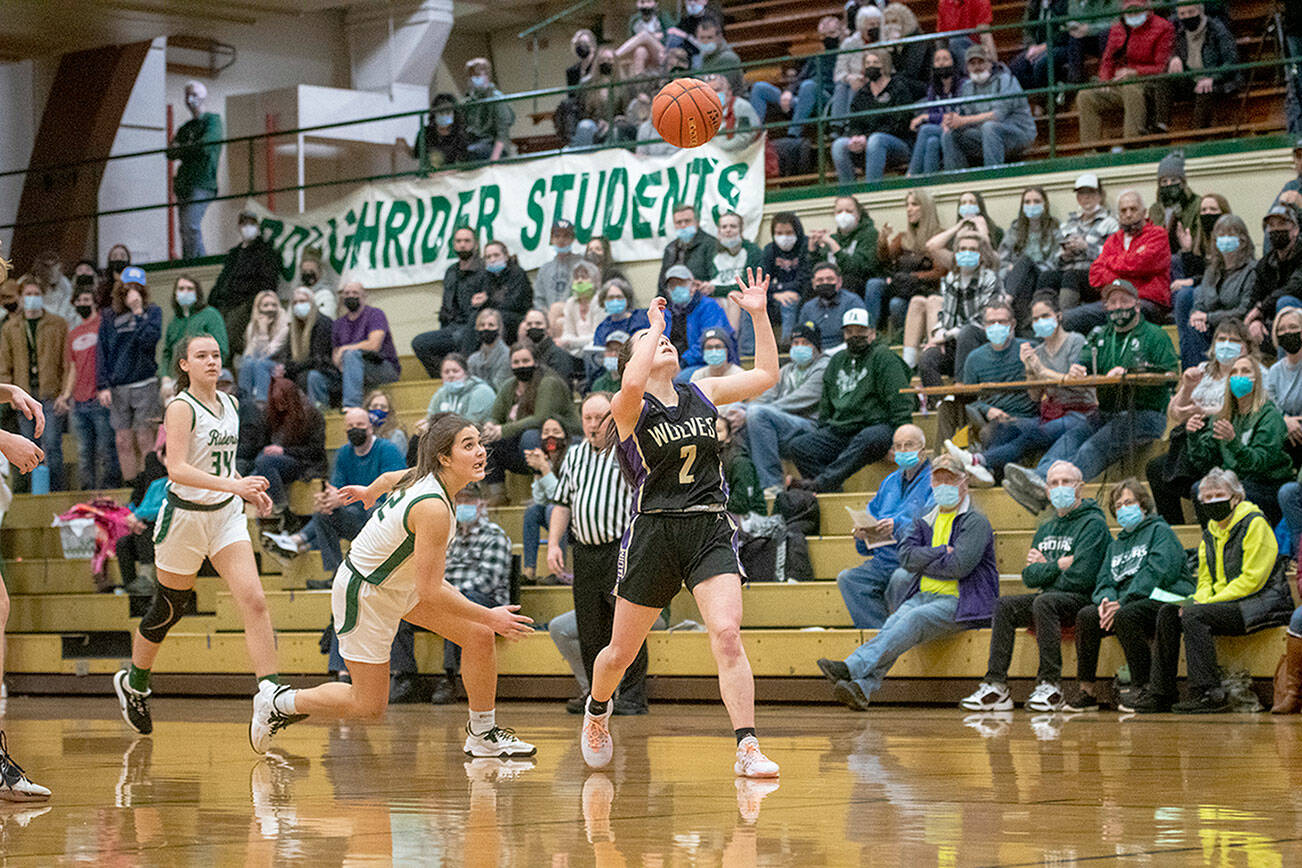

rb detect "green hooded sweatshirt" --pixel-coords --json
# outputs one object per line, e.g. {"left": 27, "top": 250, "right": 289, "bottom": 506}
{"left": 818, "top": 337, "right": 913, "bottom": 434}
{"left": 1187, "top": 401, "right": 1293, "bottom": 483}
{"left": 1092, "top": 513, "right": 1194, "bottom": 605}
{"left": 1021, "top": 497, "right": 1112, "bottom": 595}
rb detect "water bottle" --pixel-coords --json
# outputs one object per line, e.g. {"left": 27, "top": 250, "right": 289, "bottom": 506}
{"left": 31, "top": 463, "right": 49, "bottom": 495}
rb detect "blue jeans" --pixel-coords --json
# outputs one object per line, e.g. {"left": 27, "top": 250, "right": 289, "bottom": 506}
{"left": 71, "top": 399, "right": 119, "bottom": 489}
{"left": 571, "top": 119, "right": 599, "bottom": 148}
{"left": 340, "top": 349, "right": 398, "bottom": 409}
{"left": 750, "top": 79, "right": 823, "bottom": 138}
{"left": 303, "top": 503, "right": 368, "bottom": 573}
{"left": 1290, "top": 605, "right": 1302, "bottom": 637}
{"left": 837, "top": 544, "right": 901, "bottom": 629}
{"left": 306, "top": 369, "right": 331, "bottom": 406}
{"left": 1280, "top": 482, "right": 1302, "bottom": 559}
{"left": 908, "top": 123, "right": 943, "bottom": 175}
{"left": 238, "top": 356, "right": 278, "bottom": 403}
{"left": 941, "top": 120, "right": 1034, "bottom": 170}
{"left": 788, "top": 422, "right": 894, "bottom": 492}
{"left": 253, "top": 451, "right": 307, "bottom": 510}
{"left": 863, "top": 277, "right": 886, "bottom": 327}
{"left": 981, "top": 412, "right": 1095, "bottom": 478}
{"left": 745, "top": 404, "right": 817, "bottom": 488}
{"left": 19, "top": 399, "right": 65, "bottom": 491}
{"left": 1172, "top": 286, "right": 1212, "bottom": 369}
{"left": 1041, "top": 410, "right": 1166, "bottom": 482}
{"left": 523, "top": 502, "right": 566, "bottom": 570}
{"left": 829, "top": 81, "right": 856, "bottom": 131}
{"left": 178, "top": 187, "right": 216, "bottom": 259}
{"left": 831, "top": 132, "right": 911, "bottom": 184}
{"left": 843, "top": 591, "right": 963, "bottom": 700}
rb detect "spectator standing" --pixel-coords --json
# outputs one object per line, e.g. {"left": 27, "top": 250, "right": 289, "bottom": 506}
{"left": 0, "top": 276, "right": 68, "bottom": 490}
{"left": 941, "top": 44, "right": 1036, "bottom": 171}
{"left": 30, "top": 251, "right": 77, "bottom": 325}
{"left": 462, "top": 58, "right": 514, "bottom": 163}
{"left": 168, "top": 81, "right": 223, "bottom": 259}
{"left": 238, "top": 290, "right": 288, "bottom": 405}
{"left": 298, "top": 248, "right": 336, "bottom": 318}
{"left": 535, "top": 220, "right": 584, "bottom": 320}
{"left": 831, "top": 49, "right": 920, "bottom": 184}
{"left": 1157, "top": 3, "right": 1239, "bottom": 134}
{"left": 412, "top": 93, "right": 468, "bottom": 170}
{"left": 428, "top": 353, "right": 497, "bottom": 424}
{"left": 1076, "top": 0, "right": 1175, "bottom": 148}
{"left": 411, "top": 227, "right": 486, "bottom": 377}
{"left": 1064, "top": 190, "right": 1171, "bottom": 333}
{"left": 467, "top": 308, "right": 513, "bottom": 389}
{"left": 56, "top": 283, "right": 119, "bottom": 489}
{"left": 207, "top": 209, "right": 279, "bottom": 355}
{"left": 658, "top": 205, "right": 717, "bottom": 289}
{"left": 159, "top": 275, "right": 229, "bottom": 394}
{"left": 251, "top": 377, "right": 326, "bottom": 522}
{"left": 97, "top": 267, "right": 162, "bottom": 484}
{"left": 798, "top": 263, "right": 867, "bottom": 350}
{"left": 284, "top": 286, "right": 336, "bottom": 408}
{"left": 331, "top": 282, "right": 399, "bottom": 409}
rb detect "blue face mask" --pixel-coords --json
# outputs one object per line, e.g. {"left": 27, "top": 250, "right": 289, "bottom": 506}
{"left": 675, "top": 225, "right": 697, "bottom": 244}
{"left": 485, "top": 260, "right": 506, "bottom": 274}
{"left": 894, "top": 449, "right": 919, "bottom": 469}
{"left": 1215, "top": 235, "right": 1241, "bottom": 254}
{"left": 669, "top": 284, "right": 692, "bottom": 305}
{"left": 1048, "top": 484, "right": 1077, "bottom": 511}
{"left": 444, "top": 378, "right": 467, "bottom": 392}
{"left": 1032, "top": 315, "right": 1057, "bottom": 339}
{"left": 1115, "top": 502, "right": 1145, "bottom": 531}
{"left": 455, "top": 504, "right": 479, "bottom": 524}
{"left": 985, "top": 322, "right": 1012, "bottom": 346}
{"left": 603, "top": 355, "right": 619, "bottom": 372}
{"left": 958, "top": 203, "right": 980, "bottom": 219}
{"left": 1229, "top": 374, "right": 1254, "bottom": 398}
{"left": 1213, "top": 340, "right": 1242, "bottom": 364}
{"left": 435, "top": 112, "right": 455, "bottom": 127}
{"left": 21, "top": 295, "right": 42, "bottom": 313}
{"left": 1022, "top": 202, "right": 1045, "bottom": 220}
{"left": 470, "top": 74, "right": 490, "bottom": 90}
{"left": 955, "top": 249, "right": 981, "bottom": 270}
{"left": 604, "top": 297, "right": 627, "bottom": 316}
{"left": 933, "top": 483, "right": 961, "bottom": 508}
{"left": 553, "top": 243, "right": 573, "bottom": 256}
{"left": 789, "top": 344, "right": 814, "bottom": 366}
{"left": 703, "top": 348, "right": 727, "bottom": 367}
{"left": 176, "top": 290, "right": 197, "bottom": 309}
{"left": 367, "top": 409, "right": 389, "bottom": 428}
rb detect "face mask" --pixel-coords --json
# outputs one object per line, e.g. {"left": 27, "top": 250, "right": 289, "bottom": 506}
{"left": 598, "top": 62, "right": 614, "bottom": 75}
{"left": 435, "top": 112, "right": 455, "bottom": 127}
{"left": 823, "top": 36, "right": 840, "bottom": 49}
{"left": 697, "top": 41, "right": 717, "bottom": 54}
{"left": 1032, "top": 315, "right": 1057, "bottom": 339}
{"left": 813, "top": 282, "right": 838, "bottom": 299}
{"left": 575, "top": 43, "right": 591, "bottom": 59}
{"left": 1228, "top": 374, "right": 1254, "bottom": 398}
{"left": 1215, "top": 235, "right": 1241, "bottom": 255}
{"left": 240, "top": 223, "right": 259, "bottom": 241}
{"left": 478, "top": 328, "right": 498, "bottom": 345}
{"left": 969, "top": 70, "right": 990, "bottom": 85}
{"left": 486, "top": 260, "right": 506, "bottom": 274}
{"left": 845, "top": 335, "right": 871, "bottom": 355}
{"left": 703, "top": 348, "right": 727, "bottom": 367}
{"left": 958, "top": 203, "right": 980, "bottom": 219}
{"left": 1199, "top": 212, "right": 1220, "bottom": 236}
{"left": 367, "top": 408, "right": 389, "bottom": 428}
{"left": 293, "top": 301, "right": 313, "bottom": 319}
{"left": 1279, "top": 332, "right": 1302, "bottom": 355}
{"left": 675, "top": 225, "right": 697, "bottom": 244}
{"left": 1120, "top": 218, "right": 1145, "bottom": 236}
{"left": 933, "top": 67, "right": 954, "bottom": 85}
{"left": 1123, "top": 12, "right": 1148, "bottom": 28}
{"left": 669, "top": 284, "right": 692, "bottom": 305}
{"left": 1158, "top": 184, "right": 1183, "bottom": 206}
{"left": 1116, "top": 503, "right": 1145, "bottom": 531}
{"left": 456, "top": 248, "right": 475, "bottom": 261}
{"left": 75, "top": 304, "right": 93, "bottom": 320}
{"left": 108, "top": 259, "right": 128, "bottom": 275}
{"left": 714, "top": 88, "right": 727, "bottom": 105}
{"left": 1202, "top": 498, "right": 1234, "bottom": 523}
{"left": 1, "top": 302, "right": 16, "bottom": 314}
{"left": 834, "top": 211, "right": 857, "bottom": 232}
{"left": 543, "top": 436, "right": 564, "bottom": 454}
{"left": 512, "top": 365, "right": 535, "bottom": 383}
{"left": 455, "top": 504, "right": 479, "bottom": 524}
{"left": 1022, "top": 202, "right": 1044, "bottom": 220}
{"left": 175, "top": 290, "right": 196, "bottom": 309}
{"left": 686, "top": 1, "right": 704, "bottom": 13}
{"left": 984, "top": 322, "right": 1012, "bottom": 346}
{"left": 571, "top": 280, "right": 594, "bottom": 297}
{"left": 640, "top": 7, "right": 656, "bottom": 19}
{"left": 1108, "top": 306, "right": 1137, "bottom": 329}
{"left": 21, "top": 296, "right": 41, "bottom": 314}
{"left": 1213, "top": 340, "right": 1242, "bottom": 364}
{"left": 343, "top": 297, "right": 361, "bottom": 313}
{"left": 444, "top": 378, "right": 467, "bottom": 392}
{"left": 526, "top": 326, "right": 548, "bottom": 345}
{"left": 604, "top": 297, "right": 627, "bottom": 316}
{"left": 603, "top": 355, "right": 619, "bottom": 372}
{"left": 470, "top": 74, "right": 490, "bottom": 89}
{"left": 773, "top": 233, "right": 797, "bottom": 251}
{"left": 789, "top": 344, "right": 814, "bottom": 366}
{"left": 955, "top": 249, "right": 981, "bottom": 270}
{"left": 718, "top": 234, "right": 742, "bottom": 252}
{"left": 1268, "top": 229, "right": 1293, "bottom": 252}
{"left": 300, "top": 270, "right": 319, "bottom": 287}
{"left": 863, "top": 67, "right": 883, "bottom": 82}
{"left": 1048, "top": 485, "right": 1077, "bottom": 511}
{"left": 893, "top": 449, "right": 919, "bottom": 469}
{"left": 1180, "top": 14, "right": 1201, "bottom": 31}
{"left": 933, "top": 483, "right": 961, "bottom": 508}
{"left": 346, "top": 428, "right": 369, "bottom": 448}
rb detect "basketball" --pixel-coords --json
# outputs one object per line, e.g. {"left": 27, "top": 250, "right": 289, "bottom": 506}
{"left": 651, "top": 77, "right": 723, "bottom": 149}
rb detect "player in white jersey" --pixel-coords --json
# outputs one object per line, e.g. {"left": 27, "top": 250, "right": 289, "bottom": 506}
{"left": 112, "top": 335, "right": 285, "bottom": 752}
{"left": 250, "top": 414, "right": 537, "bottom": 758}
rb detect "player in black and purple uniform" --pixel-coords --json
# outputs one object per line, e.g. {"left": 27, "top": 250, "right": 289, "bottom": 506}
{"left": 581, "top": 268, "right": 781, "bottom": 779}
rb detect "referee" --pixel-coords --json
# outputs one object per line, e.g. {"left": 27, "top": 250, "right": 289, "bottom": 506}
{"left": 547, "top": 391, "right": 649, "bottom": 715}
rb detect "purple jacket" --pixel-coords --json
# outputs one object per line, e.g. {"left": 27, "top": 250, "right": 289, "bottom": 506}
{"left": 898, "top": 496, "right": 997, "bottom": 624}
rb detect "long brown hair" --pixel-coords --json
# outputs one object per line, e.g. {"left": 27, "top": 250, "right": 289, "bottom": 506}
{"left": 111, "top": 277, "right": 150, "bottom": 314}
{"left": 395, "top": 412, "right": 473, "bottom": 492}
{"left": 267, "top": 377, "right": 315, "bottom": 445}
{"left": 510, "top": 342, "right": 543, "bottom": 417}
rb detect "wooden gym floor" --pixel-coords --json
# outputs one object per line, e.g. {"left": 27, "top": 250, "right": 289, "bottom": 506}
{"left": 1, "top": 697, "right": 1301, "bottom": 865}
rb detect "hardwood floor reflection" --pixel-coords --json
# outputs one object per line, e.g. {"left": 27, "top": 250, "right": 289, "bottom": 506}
{"left": 2, "top": 698, "right": 1302, "bottom": 865}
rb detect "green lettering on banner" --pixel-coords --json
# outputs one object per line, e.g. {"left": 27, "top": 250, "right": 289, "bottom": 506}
{"left": 632, "top": 171, "right": 660, "bottom": 240}
{"left": 406, "top": 198, "right": 426, "bottom": 265}
{"left": 603, "top": 168, "right": 628, "bottom": 241}
{"left": 325, "top": 216, "right": 349, "bottom": 273}
{"left": 521, "top": 179, "right": 546, "bottom": 250}
{"left": 274, "top": 224, "right": 312, "bottom": 281}
{"left": 657, "top": 166, "right": 683, "bottom": 233}
{"left": 572, "top": 172, "right": 606, "bottom": 243}
{"left": 549, "top": 174, "right": 576, "bottom": 225}
{"left": 716, "top": 161, "right": 748, "bottom": 220}
{"left": 421, "top": 196, "right": 452, "bottom": 263}
{"left": 381, "top": 200, "right": 413, "bottom": 268}
{"left": 690, "top": 157, "right": 715, "bottom": 218}
{"left": 476, "top": 185, "right": 501, "bottom": 242}
{"left": 349, "top": 200, "right": 384, "bottom": 270}
{"left": 449, "top": 190, "right": 475, "bottom": 254}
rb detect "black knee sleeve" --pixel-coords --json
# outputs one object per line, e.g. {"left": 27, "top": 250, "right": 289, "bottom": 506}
{"left": 139, "top": 584, "right": 194, "bottom": 643}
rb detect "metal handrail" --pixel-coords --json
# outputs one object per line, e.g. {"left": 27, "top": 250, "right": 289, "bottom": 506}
{"left": 518, "top": 0, "right": 600, "bottom": 40}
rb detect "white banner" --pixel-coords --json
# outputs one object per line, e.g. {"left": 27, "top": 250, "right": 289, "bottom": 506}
{"left": 247, "top": 140, "right": 766, "bottom": 289}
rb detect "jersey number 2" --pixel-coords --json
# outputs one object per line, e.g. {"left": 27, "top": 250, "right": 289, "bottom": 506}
{"left": 678, "top": 444, "right": 697, "bottom": 484}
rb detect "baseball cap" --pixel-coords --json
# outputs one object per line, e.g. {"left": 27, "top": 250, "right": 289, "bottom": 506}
{"left": 664, "top": 264, "right": 694, "bottom": 283}
{"left": 964, "top": 43, "right": 992, "bottom": 64}
{"left": 237, "top": 208, "right": 258, "bottom": 223}
{"left": 605, "top": 329, "right": 631, "bottom": 346}
{"left": 932, "top": 454, "right": 967, "bottom": 477}
{"left": 552, "top": 219, "right": 575, "bottom": 234}
{"left": 701, "top": 327, "right": 730, "bottom": 345}
{"left": 791, "top": 322, "right": 820, "bottom": 345}
{"left": 1074, "top": 172, "right": 1101, "bottom": 191}
{"left": 1266, "top": 204, "right": 1300, "bottom": 226}
{"left": 1104, "top": 278, "right": 1138, "bottom": 300}
{"left": 121, "top": 265, "right": 146, "bottom": 286}
{"left": 842, "top": 307, "right": 872, "bottom": 328}
{"left": 218, "top": 368, "right": 234, "bottom": 384}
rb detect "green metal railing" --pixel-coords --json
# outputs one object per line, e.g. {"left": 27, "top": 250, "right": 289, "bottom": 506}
{"left": 1, "top": 2, "right": 1292, "bottom": 238}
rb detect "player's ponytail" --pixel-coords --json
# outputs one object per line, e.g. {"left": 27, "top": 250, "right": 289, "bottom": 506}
{"left": 396, "top": 412, "right": 471, "bottom": 492}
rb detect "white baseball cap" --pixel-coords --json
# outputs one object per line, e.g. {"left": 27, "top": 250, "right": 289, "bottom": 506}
{"left": 842, "top": 308, "right": 871, "bottom": 328}
{"left": 1074, "top": 172, "right": 1101, "bottom": 191}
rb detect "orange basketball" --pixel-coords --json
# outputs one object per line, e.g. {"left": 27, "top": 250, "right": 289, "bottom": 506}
{"left": 652, "top": 77, "right": 723, "bottom": 149}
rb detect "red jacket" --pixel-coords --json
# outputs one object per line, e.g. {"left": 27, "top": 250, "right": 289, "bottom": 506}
{"left": 1099, "top": 14, "right": 1175, "bottom": 81}
{"left": 1089, "top": 221, "right": 1172, "bottom": 307}
{"left": 938, "top": 0, "right": 992, "bottom": 32}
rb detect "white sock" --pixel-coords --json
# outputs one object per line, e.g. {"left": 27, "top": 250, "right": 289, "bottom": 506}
{"left": 272, "top": 688, "right": 297, "bottom": 715}
{"left": 469, "top": 708, "right": 495, "bottom": 735}
{"left": 902, "top": 346, "right": 917, "bottom": 368}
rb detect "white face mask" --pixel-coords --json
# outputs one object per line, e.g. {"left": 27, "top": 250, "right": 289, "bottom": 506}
{"left": 240, "top": 223, "right": 258, "bottom": 242}
{"left": 293, "top": 301, "right": 313, "bottom": 319}
{"left": 1123, "top": 12, "right": 1148, "bottom": 28}
{"left": 773, "top": 234, "right": 797, "bottom": 251}
{"left": 834, "top": 211, "right": 857, "bottom": 232}
{"left": 969, "top": 69, "right": 991, "bottom": 85}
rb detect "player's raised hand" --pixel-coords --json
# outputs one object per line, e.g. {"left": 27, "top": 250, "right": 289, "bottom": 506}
{"left": 486, "top": 604, "right": 534, "bottom": 640}
{"left": 647, "top": 295, "right": 667, "bottom": 331}
{"left": 729, "top": 267, "right": 770, "bottom": 314}
{"left": 337, "top": 483, "right": 379, "bottom": 510}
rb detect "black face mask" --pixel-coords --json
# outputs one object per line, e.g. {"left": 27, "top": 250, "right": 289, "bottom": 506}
{"left": 823, "top": 36, "right": 840, "bottom": 50}
{"left": 512, "top": 365, "right": 535, "bottom": 383}
{"left": 108, "top": 259, "right": 128, "bottom": 275}
{"left": 343, "top": 297, "right": 361, "bottom": 313}
{"left": 1158, "top": 184, "right": 1184, "bottom": 207}
{"left": 1202, "top": 498, "right": 1234, "bottom": 523}
{"left": 1279, "top": 332, "right": 1302, "bottom": 355}
{"left": 932, "top": 67, "right": 954, "bottom": 86}
{"left": 865, "top": 27, "right": 879, "bottom": 41}
{"left": 1180, "top": 14, "right": 1201, "bottom": 31}
{"left": 74, "top": 274, "right": 96, "bottom": 290}
{"left": 346, "top": 428, "right": 369, "bottom": 448}
{"left": 526, "top": 327, "right": 548, "bottom": 345}
{"left": 845, "top": 335, "right": 871, "bottom": 355}
{"left": 1108, "top": 306, "right": 1138, "bottom": 330}
{"left": 598, "top": 62, "right": 614, "bottom": 75}
{"left": 75, "top": 304, "right": 93, "bottom": 320}
{"left": 1269, "top": 229, "right": 1294, "bottom": 252}
{"left": 478, "top": 328, "right": 498, "bottom": 345}
{"left": 456, "top": 248, "right": 474, "bottom": 261}
{"left": 1199, "top": 213, "right": 1220, "bottom": 237}
{"left": 300, "top": 270, "right": 319, "bottom": 287}
{"left": 813, "top": 282, "right": 838, "bottom": 299}
{"left": 575, "top": 43, "right": 591, "bottom": 59}
{"left": 640, "top": 7, "right": 655, "bottom": 18}
{"left": 863, "top": 66, "right": 883, "bottom": 82}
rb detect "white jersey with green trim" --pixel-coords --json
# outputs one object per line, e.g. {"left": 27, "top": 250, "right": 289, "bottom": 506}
{"left": 345, "top": 473, "right": 455, "bottom": 587}
{"left": 169, "top": 389, "right": 240, "bottom": 505}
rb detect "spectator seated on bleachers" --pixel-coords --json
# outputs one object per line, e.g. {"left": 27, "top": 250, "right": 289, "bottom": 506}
{"left": 1247, "top": 204, "right": 1302, "bottom": 345}
{"left": 960, "top": 460, "right": 1110, "bottom": 714}
{"left": 1277, "top": 141, "right": 1302, "bottom": 206}
{"left": 533, "top": 220, "right": 583, "bottom": 330}
{"left": 1042, "top": 173, "right": 1119, "bottom": 316}
{"left": 836, "top": 423, "right": 935, "bottom": 629}
{"left": 1008, "top": 0, "right": 1071, "bottom": 94}
{"left": 998, "top": 186, "right": 1060, "bottom": 325}
{"left": 784, "top": 308, "right": 913, "bottom": 494}
{"left": 462, "top": 57, "right": 514, "bottom": 163}
{"left": 428, "top": 353, "right": 496, "bottom": 425}
{"left": 809, "top": 196, "right": 884, "bottom": 311}
{"left": 1063, "top": 189, "right": 1171, "bottom": 334}
{"left": 572, "top": 47, "right": 640, "bottom": 149}
{"left": 1267, "top": 308, "right": 1302, "bottom": 468}
{"left": 878, "top": 189, "right": 945, "bottom": 328}
{"left": 830, "top": 5, "right": 882, "bottom": 130}
{"left": 907, "top": 47, "right": 961, "bottom": 178}
{"left": 410, "top": 92, "right": 467, "bottom": 171}
{"left": 1004, "top": 277, "right": 1178, "bottom": 510}
{"left": 237, "top": 290, "right": 287, "bottom": 405}
{"left": 1176, "top": 215, "right": 1257, "bottom": 369}
{"left": 761, "top": 211, "right": 812, "bottom": 344}
{"left": 1061, "top": 0, "right": 1118, "bottom": 86}
{"left": 593, "top": 278, "right": 649, "bottom": 353}
{"left": 284, "top": 285, "right": 336, "bottom": 409}
{"left": 519, "top": 307, "right": 579, "bottom": 383}
{"left": 468, "top": 308, "right": 512, "bottom": 389}
{"left": 661, "top": 266, "right": 731, "bottom": 383}
{"left": 941, "top": 44, "right": 1037, "bottom": 171}
{"left": 1133, "top": 467, "right": 1292, "bottom": 713}
{"left": 251, "top": 377, "right": 326, "bottom": 527}
{"left": 1159, "top": 3, "right": 1240, "bottom": 135}
{"left": 159, "top": 275, "right": 229, "bottom": 399}
{"left": 480, "top": 241, "right": 532, "bottom": 342}
{"left": 936, "top": 0, "right": 997, "bottom": 63}
{"left": 688, "top": 327, "right": 742, "bottom": 391}
{"left": 750, "top": 15, "right": 844, "bottom": 140}
{"left": 830, "top": 48, "right": 921, "bottom": 184}
{"left": 798, "top": 263, "right": 866, "bottom": 352}
{"left": 711, "top": 213, "right": 762, "bottom": 346}
{"left": 558, "top": 261, "right": 602, "bottom": 360}
{"left": 1150, "top": 152, "right": 1204, "bottom": 276}
{"left": 659, "top": 205, "right": 717, "bottom": 290}
{"left": 591, "top": 330, "right": 629, "bottom": 394}
{"left": 1275, "top": 602, "right": 1302, "bottom": 714}
{"left": 57, "top": 281, "right": 120, "bottom": 490}
{"left": 115, "top": 448, "right": 168, "bottom": 596}
{"left": 365, "top": 389, "right": 407, "bottom": 456}
{"left": 912, "top": 232, "right": 1002, "bottom": 382}
{"left": 411, "top": 227, "right": 486, "bottom": 378}
{"left": 1064, "top": 478, "right": 1194, "bottom": 712}
{"left": 703, "top": 73, "right": 759, "bottom": 154}
{"left": 1077, "top": 1, "right": 1175, "bottom": 148}
{"left": 880, "top": 3, "right": 931, "bottom": 88}
{"left": 716, "top": 415, "right": 765, "bottom": 519}
{"left": 208, "top": 208, "right": 279, "bottom": 355}
{"left": 331, "top": 282, "right": 399, "bottom": 410}
{"left": 521, "top": 417, "right": 570, "bottom": 585}
{"left": 816, "top": 453, "right": 998, "bottom": 711}
{"left": 619, "top": 0, "right": 674, "bottom": 77}
{"left": 689, "top": 15, "right": 742, "bottom": 94}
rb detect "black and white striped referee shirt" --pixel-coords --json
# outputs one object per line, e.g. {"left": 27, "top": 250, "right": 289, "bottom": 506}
{"left": 552, "top": 439, "right": 630, "bottom": 546}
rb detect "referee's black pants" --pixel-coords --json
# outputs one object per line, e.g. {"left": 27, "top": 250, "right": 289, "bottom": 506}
{"left": 572, "top": 540, "right": 649, "bottom": 696}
